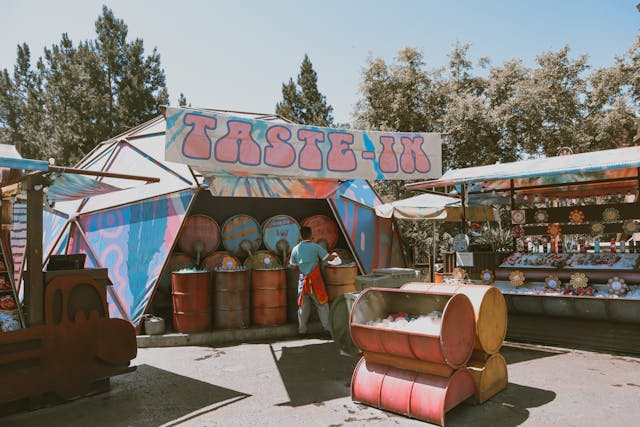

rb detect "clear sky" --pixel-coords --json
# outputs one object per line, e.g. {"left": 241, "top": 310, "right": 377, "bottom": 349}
{"left": 1, "top": 1, "right": 638, "bottom": 123}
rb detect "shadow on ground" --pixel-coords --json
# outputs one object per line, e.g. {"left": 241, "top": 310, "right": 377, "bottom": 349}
{"left": 446, "top": 382, "right": 556, "bottom": 427}
{"left": 1, "top": 364, "right": 249, "bottom": 427}
{"left": 273, "top": 340, "right": 358, "bottom": 407}
{"left": 502, "top": 343, "right": 567, "bottom": 365}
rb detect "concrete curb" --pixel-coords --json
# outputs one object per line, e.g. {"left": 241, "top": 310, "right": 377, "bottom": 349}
{"left": 137, "top": 321, "right": 325, "bottom": 348}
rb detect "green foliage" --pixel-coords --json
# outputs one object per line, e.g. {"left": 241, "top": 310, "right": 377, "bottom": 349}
{"left": 275, "top": 54, "right": 334, "bottom": 126}
{"left": 0, "top": 6, "right": 169, "bottom": 164}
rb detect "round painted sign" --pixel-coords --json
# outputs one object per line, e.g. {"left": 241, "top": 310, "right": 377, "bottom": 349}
{"left": 452, "top": 233, "right": 470, "bottom": 252}
{"left": 222, "top": 214, "right": 263, "bottom": 257}
{"left": 300, "top": 215, "right": 339, "bottom": 250}
{"left": 262, "top": 215, "right": 301, "bottom": 254}
{"left": 202, "top": 251, "right": 241, "bottom": 271}
{"left": 177, "top": 215, "right": 221, "bottom": 257}
{"left": 243, "top": 250, "right": 283, "bottom": 269}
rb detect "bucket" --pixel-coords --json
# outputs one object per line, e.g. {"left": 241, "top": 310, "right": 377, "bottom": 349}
{"left": 329, "top": 291, "right": 361, "bottom": 357}
{"left": 212, "top": 269, "right": 250, "bottom": 329}
{"left": 401, "top": 282, "right": 508, "bottom": 355}
{"left": 177, "top": 215, "right": 221, "bottom": 257}
{"left": 324, "top": 265, "right": 358, "bottom": 301}
{"left": 351, "top": 358, "right": 476, "bottom": 426}
{"left": 433, "top": 273, "right": 453, "bottom": 283}
{"left": 349, "top": 288, "right": 475, "bottom": 369}
{"left": 171, "top": 271, "right": 212, "bottom": 333}
{"left": 251, "top": 268, "right": 287, "bottom": 326}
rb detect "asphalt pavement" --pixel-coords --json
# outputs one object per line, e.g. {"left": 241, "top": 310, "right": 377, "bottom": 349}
{"left": 2, "top": 338, "right": 640, "bottom": 427}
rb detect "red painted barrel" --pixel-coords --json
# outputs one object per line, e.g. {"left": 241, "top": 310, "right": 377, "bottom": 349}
{"left": 251, "top": 268, "right": 287, "bottom": 326}
{"left": 301, "top": 215, "right": 339, "bottom": 250}
{"left": 171, "top": 271, "right": 211, "bottom": 333}
{"left": 159, "top": 253, "right": 195, "bottom": 293}
{"left": 324, "top": 265, "right": 358, "bottom": 301}
{"left": 202, "top": 251, "right": 241, "bottom": 271}
{"left": 178, "top": 215, "right": 221, "bottom": 257}
{"left": 212, "top": 269, "right": 250, "bottom": 329}
{"left": 351, "top": 358, "right": 476, "bottom": 426}
{"left": 349, "top": 288, "right": 475, "bottom": 369}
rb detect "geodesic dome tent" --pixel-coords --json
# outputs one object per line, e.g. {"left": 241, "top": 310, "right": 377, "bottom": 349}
{"left": 28, "top": 110, "right": 405, "bottom": 326}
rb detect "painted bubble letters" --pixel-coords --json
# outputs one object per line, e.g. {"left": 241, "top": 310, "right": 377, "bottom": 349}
{"left": 167, "top": 107, "right": 442, "bottom": 180}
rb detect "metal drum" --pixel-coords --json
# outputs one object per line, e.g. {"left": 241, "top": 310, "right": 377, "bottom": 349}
{"left": 159, "top": 253, "right": 195, "bottom": 293}
{"left": 286, "top": 267, "right": 300, "bottom": 323}
{"left": 262, "top": 215, "right": 300, "bottom": 263}
{"left": 221, "top": 214, "right": 262, "bottom": 258}
{"left": 177, "top": 215, "right": 221, "bottom": 259}
{"left": 323, "top": 265, "right": 358, "bottom": 302}
{"left": 329, "top": 291, "right": 361, "bottom": 357}
{"left": 171, "top": 271, "right": 212, "bottom": 333}
{"left": 467, "top": 352, "right": 508, "bottom": 404}
{"left": 251, "top": 268, "right": 287, "bottom": 326}
{"left": 350, "top": 288, "right": 475, "bottom": 369}
{"left": 202, "top": 251, "right": 241, "bottom": 271}
{"left": 401, "top": 283, "right": 508, "bottom": 355}
{"left": 301, "top": 215, "right": 339, "bottom": 250}
{"left": 212, "top": 269, "right": 250, "bottom": 329}
{"left": 244, "top": 251, "right": 282, "bottom": 269}
{"left": 351, "top": 358, "right": 476, "bottom": 426}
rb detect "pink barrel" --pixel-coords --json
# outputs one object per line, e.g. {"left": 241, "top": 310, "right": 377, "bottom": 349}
{"left": 351, "top": 358, "right": 475, "bottom": 426}
{"left": 349, "top": 288, "right": 475, "bottom": 369}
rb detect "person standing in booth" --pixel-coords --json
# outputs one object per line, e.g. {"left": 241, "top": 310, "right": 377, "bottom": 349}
{"left": 289, "top": 226, "right": 338, "bottom": 336}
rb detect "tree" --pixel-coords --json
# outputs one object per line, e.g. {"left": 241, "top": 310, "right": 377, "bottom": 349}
{"left": 275, "top": 54, "right": 333, "bottom": 126}
{"left": 0, "top": 6, "right": 169, "bottom": 164}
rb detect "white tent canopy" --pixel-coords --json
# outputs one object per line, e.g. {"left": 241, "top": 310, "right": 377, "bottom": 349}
{"left": 374, "top": 193, "right": 498, "bottom": 222}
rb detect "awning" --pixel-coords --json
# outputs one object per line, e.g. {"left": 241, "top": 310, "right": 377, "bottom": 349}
{"left": 374, "top": 193, "right": 498, "bottom": 222}
{"left": 406, "top": 146, "right": 640, "bottom": 191}
{"left": 46, "top": 173, "right": 135, "bottom": 203}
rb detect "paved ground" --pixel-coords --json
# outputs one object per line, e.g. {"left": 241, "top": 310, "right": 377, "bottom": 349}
{"left": 3, "top": 338, "right": 640, "bottom": 427}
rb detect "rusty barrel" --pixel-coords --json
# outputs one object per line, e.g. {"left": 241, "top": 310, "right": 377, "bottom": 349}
{"left": 251, "top": 268, "right": 287, "bottom": 326}
{"left": 402, "top": 282, "right": 507, "bottom": 355}
{"left": 212, "top": 269, "right": 250, "bottom": 329}
{"left": 467, "top": 352, "right": 508, "bottom": 404}
{"left": 159, "top": 253, "right": 195, "bottom": 293}
{"left": 286, "top": 267, "right": 300, "bottom": 323}
{"left": 351, "top": 358, "right": 476, "bottom": 426}
{"left": 301, "top": 215, "right": 339, "bottom": 250}
{"left": 171, "top": 271, "right": 211, "bottom": 333}
{"left": 177, "top": 215, "right": 221, "bottom": 257}
{"left": 350, "top": 288, "right": 475, "bottom": 369}
{"left": 202, "top": 251, "right": 241, "bottom": 271}
{"left": 324, "top": 264, "right": 358, "bottom": 302}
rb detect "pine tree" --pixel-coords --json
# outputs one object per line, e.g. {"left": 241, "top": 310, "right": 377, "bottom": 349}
{"left": 275, "top": 55, "right": 333, "bottom": 126}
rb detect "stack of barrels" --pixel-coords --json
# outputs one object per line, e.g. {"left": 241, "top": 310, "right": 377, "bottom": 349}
{"left": 349, "top": 287, "right": 477, "bottom": 426}
{"left": 168, "top": 212, "right": 354, "bottom": 332}
{"left": 349, "top": 283, "right": 509, "bottom": 425}
{"left": 401, "top": 282, "right": 509, "bottom": 405}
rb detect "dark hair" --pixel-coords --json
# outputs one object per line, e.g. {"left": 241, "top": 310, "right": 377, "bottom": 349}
{"left": 300, "top": 226, "right": 312, "bottom": 239}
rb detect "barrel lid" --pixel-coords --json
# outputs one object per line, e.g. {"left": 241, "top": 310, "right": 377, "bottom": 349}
{"left": 244, "top": 250, "right": 282, "bottom": 269}
{"left": 178, "top": 215, "right": 221, "bottom": 257}
{"left": 301, "top": 215, "right": 339, "bottom": 250}
{"left": 329, "top": 292, "right": 361, "bottom": 357}
{"left": 222, "top": 214, "right": 262, "bottom": 257}
{"left": 202, "top": 251, "right": 241, "bottom": 271}
{"left": 262, "top": 215, "right": 300, "bottom": 254}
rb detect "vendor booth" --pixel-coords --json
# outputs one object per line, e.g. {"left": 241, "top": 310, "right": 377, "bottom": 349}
{"left": 406, "top": 146, "right": 640, "bottom": 354}
{"left": 26, "top": 108, "right": 442, "bottom": 334}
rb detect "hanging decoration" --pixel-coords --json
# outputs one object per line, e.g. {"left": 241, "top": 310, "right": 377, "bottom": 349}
{"left": 569, "top": 272, "right": 589, "bottom": 289}
{"left": 590, "top": 222, "right": 605, "bottom": 236}
{"left": 534, "top": 209, "right": 548, "bottom": 223}
{"left": 622, "top": 221, "right": 637, "bottom": 235}
{"left": 511, "top": 210, "right": 526, "bottom": 225}
{"left": 602, "top": 207, "right": 620, "bottom": 223}
{"left": 546, "top": 223, "right": 562, "bottom": 237}
{"left": 511, "top": 225, "right": 525, "bottom": 239}
{"left": 509, "top": 270, "right": 526, "bottom": 287}
{"left": 480, "top": 269, "right": 495, "bottom": 285}
{"left": 607, "top": 277, "right": 628, "bottom": 295}
{"left": 544, "top": 275, "right": 562, "bottom": 291}
{"left": 568, "top": 209, "right": 585, "bottom": 225}
{"left": 452, "top": 233, "right": 470, "bottom": 252}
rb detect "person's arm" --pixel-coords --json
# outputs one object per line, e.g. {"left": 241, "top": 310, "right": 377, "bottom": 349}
{"left": 288, "top": 248, "right": 299, "bottom": 269}
{"left": 317, "top": 244, "right": 338, "bottom": 262}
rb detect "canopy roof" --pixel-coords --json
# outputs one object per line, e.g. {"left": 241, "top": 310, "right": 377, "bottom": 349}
{"left": 406, "top": 146, "right": 640, "bottom": 197}
{"left": 374, "top": 193, "right": 498, "bottom": 222}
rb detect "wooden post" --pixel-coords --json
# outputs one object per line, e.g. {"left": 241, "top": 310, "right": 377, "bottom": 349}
{"left": 25, "top": 174, "right": 44, "bottom": 326}
{"left": 510, "top": 179, "right": 516, "bottom": 252}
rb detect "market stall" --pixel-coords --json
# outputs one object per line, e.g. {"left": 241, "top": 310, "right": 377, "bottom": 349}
{"left": 406, "top": 146, "right": 640, "bottom": 354}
